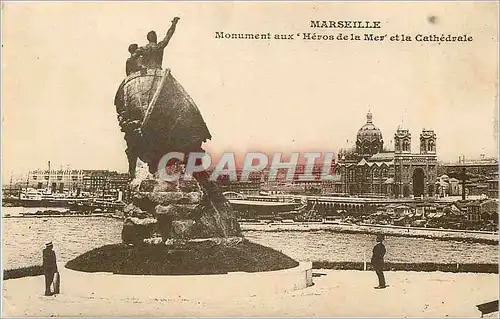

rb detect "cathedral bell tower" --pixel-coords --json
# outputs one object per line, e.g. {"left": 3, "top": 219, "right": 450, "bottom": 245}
{"left": 394, "top": 126, "right": 411, "bottom": 153}
{"left": 419, "top": 129, "right": 436, "bottom": 154}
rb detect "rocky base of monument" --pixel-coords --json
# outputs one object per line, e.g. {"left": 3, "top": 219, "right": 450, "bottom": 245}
{"left": 65, "top": 239, "right": 299, "bottom": 275}
{"left": 66, "top": 163, "right": 301, "bottom": 276}
{"left": 121, "top": 168, "right": 241, "bottom": 244}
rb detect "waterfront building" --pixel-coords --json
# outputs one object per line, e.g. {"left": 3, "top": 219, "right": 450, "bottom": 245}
{"left": 435, "top": 175, "right": 463, "bottom": 197}
{"left": 217, "top": 179, "right": 262, "bottom": 195}
{"left": 448, "top": 178, "right": 461, "bottom": 196}
{"left": 212, "top": 170, "right": 262, "bottom": 195}
{"left": 218, "top": 164, "right": 338, "bottom": 196}
{"left": 26, "top": 168, "right": 129, "bottom": 195}
{"left": 466, "top": 182, "right": 489, "bottom": 197}
{"left": 487, "top": 178, "right": 498, "bottom": 199}
{"left": 82, "top": 170, "right": 129, "bottom": 194}
{"left": 336, "top": 111, "right": 438, "bottom": 198}
{"left": 465, "top": 199, "right": 498, "bottom": 223}
{"left": 440, "top": 155, "right": 498, "bottom": 198}
{"left": 28, "top": 169, "right": 85, "bottom": 192}
{"left": 108, "top": 172, "right": 130, "bottom": 192}
{"left": 82, "top": 170, "right": 108, "bottom": 192}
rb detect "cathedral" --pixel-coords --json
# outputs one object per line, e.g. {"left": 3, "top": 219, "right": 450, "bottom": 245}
{"left": 336, "top": 111, "right": 438, "bottom": 198}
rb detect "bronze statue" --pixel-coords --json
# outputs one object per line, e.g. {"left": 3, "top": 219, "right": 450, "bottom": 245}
{"left": 114, "top": 17, "right": 240, "bottom": 243}
{"left": 136, "top": 17, "right": 180, "bottom": 70}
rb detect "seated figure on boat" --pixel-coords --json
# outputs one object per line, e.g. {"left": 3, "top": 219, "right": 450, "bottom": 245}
{"left": 125, "top": 43, "right": 145, "bottom": 76}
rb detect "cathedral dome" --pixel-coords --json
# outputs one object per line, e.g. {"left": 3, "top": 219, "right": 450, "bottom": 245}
{"left": 357, "top": 111, "right": 383, "bottom": 143}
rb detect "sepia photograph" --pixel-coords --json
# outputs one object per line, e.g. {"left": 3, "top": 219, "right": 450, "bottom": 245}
{"left": 1, "top": 1, "right": 499, "bottom": 317}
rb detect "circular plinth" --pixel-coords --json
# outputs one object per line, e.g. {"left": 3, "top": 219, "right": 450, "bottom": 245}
{"left": 63, "top": 261, "right": 313, "bottom": 299}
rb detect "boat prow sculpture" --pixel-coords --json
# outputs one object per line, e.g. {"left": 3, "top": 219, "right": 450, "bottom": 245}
{"left": 113, "top": 18, "right": 241, "bottom": 243}
{"left": 115, "top": 68, "right": 212, "bottom": 175}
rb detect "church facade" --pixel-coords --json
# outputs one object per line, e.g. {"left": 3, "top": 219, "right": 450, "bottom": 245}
{"left": 336, "top": 111, "right": 438, "bottom": 198}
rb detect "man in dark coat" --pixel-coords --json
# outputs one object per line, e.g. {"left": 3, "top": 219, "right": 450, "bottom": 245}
{"left": 371, "top": 234, "right": 387, "bottom": 289}
{"left": 42, "top": 242, "right": 58, "bottom": 296}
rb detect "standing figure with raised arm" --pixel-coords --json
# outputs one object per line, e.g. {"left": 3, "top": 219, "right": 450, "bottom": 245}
{"left": 138, "top": 17, "right": 180, "bottom": 70}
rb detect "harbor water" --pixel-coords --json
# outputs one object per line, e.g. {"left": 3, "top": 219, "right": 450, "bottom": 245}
{"left": 2, "top": 207, "right": 498, "bottom": 270}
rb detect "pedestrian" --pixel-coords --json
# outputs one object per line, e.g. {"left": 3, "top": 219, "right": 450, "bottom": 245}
{"left": 42, "top": 241, "right": 59, "bottom": 296}
{"left": 371, "top": 234, "right": 387, "bottom": 289}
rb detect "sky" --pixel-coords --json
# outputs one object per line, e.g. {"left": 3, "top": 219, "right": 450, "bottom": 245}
{"left": 2, "top": 1, "right": 498, "bottom": 182}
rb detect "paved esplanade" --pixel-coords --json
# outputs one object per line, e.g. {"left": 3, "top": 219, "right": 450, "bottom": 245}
{"left": 3, "top": 266, "right": 497, "bottom": 317}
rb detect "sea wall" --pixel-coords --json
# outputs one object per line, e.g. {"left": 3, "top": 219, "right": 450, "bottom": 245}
{"left": 313, "top": 261, "right": 499, "bottom": 273}
{"left": 5, "top": 261, "right": 497, "bottom": 281}
{"left": 240, "top": 223, "right": 499, "bottom": 245}
{"left": 3, "top": 265, "right": 43, "bottom": 280}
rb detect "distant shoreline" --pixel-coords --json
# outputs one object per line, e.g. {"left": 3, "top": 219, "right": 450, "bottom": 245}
{"left": 4, "top": 212, "right": 498, "bottom": 245}
{"left": 4, "top": 214, "right": 123, "bottom": 220}
{"left": 240, "top": 222, "right": 499, "bottom": 245}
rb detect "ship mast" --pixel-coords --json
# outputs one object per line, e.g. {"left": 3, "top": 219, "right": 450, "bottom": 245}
{"left": 25, "top": 174, "right": 29, "bottom": 195}
{"left": 47, "top": 160, "right": 51, "bottom": 194}
{"left": 9, "top": 174, "right": 13, "bottom": 196}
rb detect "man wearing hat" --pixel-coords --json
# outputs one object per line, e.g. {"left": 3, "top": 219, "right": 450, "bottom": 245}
{"left": 371, "top": 234, "right": 387, "bottom": 289}
{"left": 42, "top": 241, "right": 59, "bottom": 296}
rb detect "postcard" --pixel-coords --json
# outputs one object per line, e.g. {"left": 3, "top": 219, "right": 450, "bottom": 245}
{"left": 2, "top": 1, "right": 498, "bottom": 317}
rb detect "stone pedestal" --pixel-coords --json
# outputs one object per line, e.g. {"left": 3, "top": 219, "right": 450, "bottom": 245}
{"left": 122, "top": 160, "right": 241, "bottom": 245}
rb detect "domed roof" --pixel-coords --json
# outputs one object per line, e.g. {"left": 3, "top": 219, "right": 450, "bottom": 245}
{"left": 440, "top": 174, "right": 450, "bottom": 182}
{"left": 357, "top": 111, "right": 383, "bottom": 142}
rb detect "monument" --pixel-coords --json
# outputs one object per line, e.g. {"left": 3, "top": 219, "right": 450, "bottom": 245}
{"left": 66, "top": 18, "right": 304, "bottom": 277}
{"left": 114, "top": 17, "right": 242, "bottom": 244}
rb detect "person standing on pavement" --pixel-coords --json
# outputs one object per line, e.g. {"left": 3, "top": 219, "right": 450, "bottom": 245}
{"left": 371, "top": 234, "right": 387, "bottom": 289}
{"left": 42, "top": 241, "right": 59, "bottom": 296}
